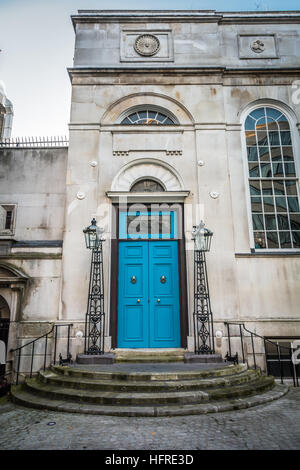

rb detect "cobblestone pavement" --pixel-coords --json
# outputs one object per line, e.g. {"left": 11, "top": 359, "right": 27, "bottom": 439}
{"left": 0, "top": 387, "right": 299, "bottom": 450}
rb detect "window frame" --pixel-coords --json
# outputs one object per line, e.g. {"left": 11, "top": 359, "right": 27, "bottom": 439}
{"left": 0, "top": 204, "right": 17, "bottom": 236}
{"left": 242, "top": 103, "right": 300, "bottom": 252}
{"left": 116, "top": 105, "right": 179, "bottom": 126}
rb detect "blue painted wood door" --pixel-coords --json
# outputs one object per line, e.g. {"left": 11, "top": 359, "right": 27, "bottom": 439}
{"left": 117, "top": 241, "right": 181, "bottom": 348}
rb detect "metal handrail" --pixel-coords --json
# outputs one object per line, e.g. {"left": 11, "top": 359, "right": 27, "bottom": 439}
{"left": 224, "top": 321, "right": 299, "bottom": 387}
{"left": 10, "top": 323, "right": 73, "bottom": 385}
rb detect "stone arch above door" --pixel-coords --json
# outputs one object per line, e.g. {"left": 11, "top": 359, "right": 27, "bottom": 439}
{"left": 111, "top": 159, "right": 184, "bottom": 192}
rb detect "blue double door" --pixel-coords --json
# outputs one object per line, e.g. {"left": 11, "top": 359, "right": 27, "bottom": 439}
{"left": 117, "top": 241, "right": 181, "bottom": 348}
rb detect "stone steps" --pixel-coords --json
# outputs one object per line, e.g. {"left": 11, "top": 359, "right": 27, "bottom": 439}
{"left": 114, "top": 349, "right": 185, "bottom": 363}
{"left": 11, "top": 384, "right": 288, "bottom": 417}
{"left": 23, "top": 374, "right": 274, "bottom": 406}
{"left": 50, "top": 363, "right": 247, "bottom": 381}
{"left": 10, "top": 361, "right": 288, "bottom": 416}
{"left": 38, "top": 368, "right": 261, "bottom": 392}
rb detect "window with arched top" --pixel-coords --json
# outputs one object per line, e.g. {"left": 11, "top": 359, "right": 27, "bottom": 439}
{"left": 120, "top": 108, "right": 177, "bottom": 125}
{"left": 130, "top": 179, "right": 165, "bottom": 192}
{"left": 245, "top": 106, "right": 300, "bottom": 249}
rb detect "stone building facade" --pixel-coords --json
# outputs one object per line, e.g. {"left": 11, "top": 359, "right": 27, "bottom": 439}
{"left": 1, "top": 10, "right": 300, "bottom": 377}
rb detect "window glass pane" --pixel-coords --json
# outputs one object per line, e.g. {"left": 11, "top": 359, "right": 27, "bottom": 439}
{"left": 258, "top": 147, "right": 270, "bottom": 161}
{"left": 279, "top": 231, "right": 292, "bottom": 248}
{"left": 251, "top": 197, "right": 262, "bottom": 212}
{"left": 250, "top": 108, "right": 265, "bottom": 120}
{"left": 257, "top": 132, "right": 268, "bottom": 146}
{"left": 266, "top": 231, "right": 279, "bottom": 248}
{"left": 292, "top": 231, "right": 300, "bottom": 248}
{"left": 247, "top": 147, "right": 258, "bottom": 161}
{"left": 148, "top": 111, "right": 157, "bottom": 119}
{"left": 267, "top": 119, "right": 278, "bottom": 131}
{"left": 287, "top": 197, "right": 300, "bottom": 212}
{"left": 128, "top": 113, "right": 139, "bottom": 122}
{"left": 280, "top": 131, "right": 292, "bottom": 145}
{"left": 273, "top": 180, "right": 285, "bottom": 195}
{"left": 277, "top": 214, "right": 289, "bottom": 230}
{"left": 275, "top": 197, "right": 287, "bottom": 212}
{"left": 284, "top": 163, "right": 296, "bottom": 177}
{"left": 260, "top": 163, "right": 272, "bottom": 177}
{"left": 249, "top": 181, "right": 261, "bottom": 195}
{"left": 268, "top": 131, "right": 280, "bottom": 146}
{"left": 256, "top": 116, "right": 267, "bottom": 130}
{"left": 278, "top": 119, "right": 289, "bottom": 130}
{"left": 290, "top": 214, "right": 300, "bottom": 231}
{"left": 265, "top": 215, "right": 277, "bottom": 230}
{"left": 138, "top": 111, "right": 147, "bottom": 119}
{"left": 263, "top": 196, "right": 275, "bottom": 212}
{"left": 285, "top": 181, "right": 297, "bottom": 196}
{"left": 272, "top": 162, "right": 284, "bottom": 177}
{"left": 281, "top": 146, "right": 294, "bottom": 161}
{"left": 245, "top": 116, "right": 255, "bottom": 130}
{"left": 121, "top": 117, "right": 131, "bottom": 124}
{"left": 261, "top": 180, "right": 273, "bottom": 194}
{"left": 245, "top": 131, "right": 256, "bottom": 146}
{"left": 270, "top": 147, "right": 281, "bottom": 161}
{"left": 249, "top": 163, "right": 260, "bottom": 177}
{"left": 266, "top": 107, "right": 282, "bottom": 120}
{"left": 252, "top": 214, "right": 264, "bottom": 230}
{"left": 254, "top": 232, "right": 266, "bottom": 248}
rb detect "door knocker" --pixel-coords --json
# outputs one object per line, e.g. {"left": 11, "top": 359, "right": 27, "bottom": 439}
{"left": 131, "top": 276, "right": 137, "bottom": 284}
{"left": 160, "top": 275, "right": 167, "bottom": 284}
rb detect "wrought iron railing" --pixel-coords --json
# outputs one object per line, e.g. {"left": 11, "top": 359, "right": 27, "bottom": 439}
{"left": 0, "top": 136, "right": 68, "bottom": 148}
{"left": 224, "top": 321, "right": 299, "bottom": 387}
{"left": 10, "top": 323, "right": 73, "bottom": 385}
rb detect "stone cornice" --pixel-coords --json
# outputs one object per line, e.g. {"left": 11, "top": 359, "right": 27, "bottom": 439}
{"left": 68, "top": 66, "right": 300, "bottom": 84}
{"left": 71, "top": 10, "right": 300, "bottom": 30}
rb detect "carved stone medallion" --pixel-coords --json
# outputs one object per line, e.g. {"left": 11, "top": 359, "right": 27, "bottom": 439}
{"left": 251, "top": 39, "right": 265, "bottom": 54}
{"left": 134, "top": 34, "right": 160, "bottom": 57}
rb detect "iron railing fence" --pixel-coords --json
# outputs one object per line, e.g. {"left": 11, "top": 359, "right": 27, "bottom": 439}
{"left": 10, "top": 323, "right": 73, "bottom": 385}
{"left": 224, "top": 321, "right": 299, "bottom": 387}
{"left": 0, "top": 136, "right": 68, "bottom": 148}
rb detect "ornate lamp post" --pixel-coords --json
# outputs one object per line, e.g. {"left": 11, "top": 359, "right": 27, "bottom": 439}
{"left": 83, "top": 218, "right": 105, "bottom": 355}
{"left": 192, "top": 221, "right": 215, "bottom": 355}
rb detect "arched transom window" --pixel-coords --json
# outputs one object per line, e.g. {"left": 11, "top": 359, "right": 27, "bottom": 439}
{"left": 245, "top": 106, "right": 300, "bottom": 249}
{"left": 130, "top": 179, "right": 165, "bottom": 192}
{"left": 120, "top": 108, "right": 176, "bottom": 125}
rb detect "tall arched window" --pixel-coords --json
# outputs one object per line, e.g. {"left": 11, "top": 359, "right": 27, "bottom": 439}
{"left": 245, "top": 106, "right": 300, "bottom": 249}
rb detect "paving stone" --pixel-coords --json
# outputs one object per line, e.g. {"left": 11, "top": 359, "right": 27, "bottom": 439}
{"left": 0, "top": 388, "right": 299, "bottom": 450}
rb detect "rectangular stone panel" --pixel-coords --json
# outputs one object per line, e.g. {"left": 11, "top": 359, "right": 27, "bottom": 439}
{"left": 120, "top": 29, "right": 174, "bottom": 62}
{"left": 238, "top": 34, "right": 278, "bottom": 59}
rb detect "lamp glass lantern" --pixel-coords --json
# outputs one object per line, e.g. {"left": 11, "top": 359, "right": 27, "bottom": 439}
{"left": 83, "top": 218, "right": 101, "bottom": 250}
{"left": 202, "top": 228, "right": 213, "bottom": 252}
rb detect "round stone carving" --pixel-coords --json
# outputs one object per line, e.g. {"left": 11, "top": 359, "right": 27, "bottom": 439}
{"left": 251, "top": 39, "right": 265, "bottom": 54}
{"left": 134, "top": 34, "right": 160, "bottom": 57}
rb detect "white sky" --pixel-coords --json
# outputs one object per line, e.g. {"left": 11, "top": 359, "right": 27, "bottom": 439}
{"left": 0, "top": 0, "right": 299, "bottom": 138}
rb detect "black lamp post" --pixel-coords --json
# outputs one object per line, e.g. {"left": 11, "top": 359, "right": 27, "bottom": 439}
{"left": 83, "top": 218, "right": 105, "bottom": 355}
{"left": 192, "top": 221, "right": 215, "bottom": 355}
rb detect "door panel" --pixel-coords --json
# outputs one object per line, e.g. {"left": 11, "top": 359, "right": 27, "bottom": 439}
{"left": 149, "top": 242, "right": 181, "bottom": 348}
{"left": 117, "top": 242, "right": 148, "bottom": 348}
{"left": 117, "top": 241, "right": 180, "bottom": 348}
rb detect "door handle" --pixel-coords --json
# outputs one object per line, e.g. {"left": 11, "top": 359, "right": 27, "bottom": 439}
{"left": 137, "top": 299, "right": 141, "bottom": 303}
{"left": 157, "top": 299, "right": 160, "bottom": 303}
